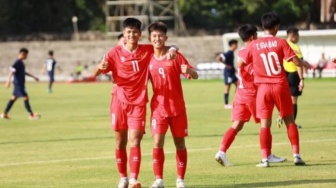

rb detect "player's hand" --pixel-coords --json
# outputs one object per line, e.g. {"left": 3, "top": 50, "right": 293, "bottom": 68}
{"left": 225, "top": 65, "right": 233, "bottom": 69}
{"left": 98, "top": 61, "right": 108, "bottom": 70}
{"left": 181, "top": 64, "right": 188, "bottom": 74}
{"left": 35, "top": 77, "right": 39, "bottom": 82}
{"left": 5, "top": 82, "right": 10, "bottom": 89}
{"left": 167, "top": 49, "right": 177, "bottom": 60}
{"left": 298, "top": 79, "right": 304, "bottom": 92}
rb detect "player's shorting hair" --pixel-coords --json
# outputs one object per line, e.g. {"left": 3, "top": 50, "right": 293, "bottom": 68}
{"left": 48, "top": 50, "right": 54, "bottom": 56}
{"left": 123, "top": 18, "right": 142, "bottom": 30}
{"left": 286, "top": 27, "right": 299, "bottom": 35}
{"left": 261, "top": 12, "right": 280, "bottom": 30}
{"left": 228, "top": 39, "right": 238, "bottom": 46}
{"left": 19, "top": 48, "right": 29, "bottom": 54}
{"left": 238, "top": 24, "right": 258, "bottom": 42}
{"left": 147, "top": 21, "right": 168, "bottom": 35}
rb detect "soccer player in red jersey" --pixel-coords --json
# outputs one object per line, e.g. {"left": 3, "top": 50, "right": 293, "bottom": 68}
{"left": 240, "top": 12, "right": 311, "bottom": 167}
{"left": 146, "top": 22, "right": 198, "bottom": 188}
{"left": 215, "top": 24, "right": 285, "bottom": 167}
{"left": 94, "top": 18, "right": 177, "bottom": 188}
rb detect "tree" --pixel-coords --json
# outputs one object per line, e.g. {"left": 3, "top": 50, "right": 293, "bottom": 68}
{"left": 0, "top": 0, "right": 105, "bottom": 37}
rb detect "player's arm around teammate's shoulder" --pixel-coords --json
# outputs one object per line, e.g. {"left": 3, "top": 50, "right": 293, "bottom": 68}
{"left": 164, "top": 45, "right": 179, "bottom": 60}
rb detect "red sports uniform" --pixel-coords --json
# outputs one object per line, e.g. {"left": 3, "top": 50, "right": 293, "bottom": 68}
{"left": 149, "top": 52, "right": 193, "bottom": 137}
{"left": 240, "top": 35, "right": 296, "bottom": 118}
{"left": 103, "top": 44, "right": 154, "bottom": 132}
{"left": 233, "top": 47, "right": 259, "bottom": 123}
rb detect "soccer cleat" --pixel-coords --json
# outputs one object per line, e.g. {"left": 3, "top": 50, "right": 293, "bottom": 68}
{"left": 149, "top": 179, "right": 164, "bottom": 188}
{"left": 268, "top": 154, "right": 286, "bottom": 163}
{"left": 117, "top": 178, "right": 129, "bottom": 188}
{"left": 128, "top": 181, "right": 141, "bottom": 188}
{"left": 276, "top": 117, "right": 284, "bottom": 128}
{"left": 0, "top": 113, "right": 10, "bottom": 119}
{"left": 224, "top": 104, "right": 233, "bottom": 109}
{"left": 294, "top": 157, "right": 305, "bottom": 166}
{"left": 215, "top": 151, "right": 233, "bottom": 166}
{"left": 176, "top": 179, "right": 186, "bottom": 188}
{"left": 256, "top": 160, "right": 269, "bottom": 168}
{"left": 29, "top": 113, "right": 41, "bottom": 120}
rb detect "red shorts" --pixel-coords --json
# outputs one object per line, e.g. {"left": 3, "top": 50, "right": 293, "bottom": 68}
{"left": 256, "top": 83, "right": 293, "bottom": 119}
{"left": 232, "top": 99, "right": 260, "bottom": 123}
{"left": 110, "top": 97, "right": 146, "bottom": 132}
{"left": 150, "top": 111, "right": 188, "bottom": 138}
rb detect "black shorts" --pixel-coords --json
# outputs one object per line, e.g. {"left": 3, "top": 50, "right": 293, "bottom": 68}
{"left": 286, "top": 71, "right": 302, "bottom": 96}
{"left": 48, "top": 71, "right": 55, "bottom": 82}
{"left": 223, "top": 68, "right": 238, "bottom": 85}
{"left": 13, "top": 85, "right": 28, "bottom": 97}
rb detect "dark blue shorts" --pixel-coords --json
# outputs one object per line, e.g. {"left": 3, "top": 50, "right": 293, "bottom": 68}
{"left": 48, "top": 71, "right": 55, "bottom": 82}
{"left": 13, "top": 85, "right": 28, "bottom": 97}
{"left": 223, "top": 68, "right": 238, "bottom": 85}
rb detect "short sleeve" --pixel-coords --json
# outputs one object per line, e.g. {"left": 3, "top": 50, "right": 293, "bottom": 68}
{"left": 11, "top": 61, "right": 19, "bottom": 72}
{"left": 239, "top": 44, "right": 252, "bottom": 64}
{"left": 282, "top": 40, "right": 297, "bottom": 61}
{"left": 176, "top": 53, "right": 194, "bottom": 79}
{"left": 220, "top": 53, "right": 226, "bottom": 61}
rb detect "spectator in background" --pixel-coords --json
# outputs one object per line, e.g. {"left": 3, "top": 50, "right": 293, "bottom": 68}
{"left": 74, "top": 61, "right": 83, "bottom": 79}
{"left": 332, "top": 57, "right": 336, "bottom": 64}
{"left": 314, "top": 53, "right": 328, "bottom": 78}
{"left": 329, "top": 6, "right": 335, "bottom": 23}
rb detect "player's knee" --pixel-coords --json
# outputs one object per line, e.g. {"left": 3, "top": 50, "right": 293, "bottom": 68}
{"left": 174, "top": 137, "right": 185, "bottom": 150}
{"left": 153, "top": 135, "right": 165, "bottom": 148}
{"left": 129, "top": 136, "right": 143, "bottom": 147}
{"left": 115, "top": 139, "right": 127, "bottom": 149}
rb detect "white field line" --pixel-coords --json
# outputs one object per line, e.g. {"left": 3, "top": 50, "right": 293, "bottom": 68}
{"left": 0, "top": 138, "right": 335, "bottom": 168}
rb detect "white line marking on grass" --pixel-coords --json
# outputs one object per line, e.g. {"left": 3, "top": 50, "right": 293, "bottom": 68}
{"left": 0, "top": 138, "right": 335, "bottom": 168}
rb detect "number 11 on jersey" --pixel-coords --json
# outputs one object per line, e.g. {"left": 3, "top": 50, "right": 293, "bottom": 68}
{"left": 132, "top": 60, "right": 139, "bottom": 72}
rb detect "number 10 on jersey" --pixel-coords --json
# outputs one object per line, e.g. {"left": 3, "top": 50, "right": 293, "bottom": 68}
{"left": 260, "top": 52, "right": 282, "bottom": 76}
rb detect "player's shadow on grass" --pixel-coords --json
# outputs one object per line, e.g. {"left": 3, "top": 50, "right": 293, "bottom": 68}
{"left": 0, "top": 136, "right": 113, "bottom": 145}
{"left": 187, "top": 178, "right": 336, "bottom": 187}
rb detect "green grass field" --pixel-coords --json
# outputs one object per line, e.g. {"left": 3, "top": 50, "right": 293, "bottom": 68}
{"left": 0, "top": 79, "right": 336, "bottom": 188}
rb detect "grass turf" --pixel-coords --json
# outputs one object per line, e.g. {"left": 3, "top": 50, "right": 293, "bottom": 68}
{"left": 0, "top": 79, "right": 336, "bottom": 187}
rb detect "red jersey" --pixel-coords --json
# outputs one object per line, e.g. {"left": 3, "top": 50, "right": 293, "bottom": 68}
{"left": 103, "top": 44, "right": 153, "bottom": 105}
{"left": 240, "top": 35, "right": 296, "bottom": 84}
{"left": 149, "top": 52, "right": 193, "bottom": 117}
{"left": 235, "top": 47, "right": 257, "bottom": 103}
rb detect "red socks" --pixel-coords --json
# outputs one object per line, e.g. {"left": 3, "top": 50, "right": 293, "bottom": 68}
{"left": 153, "top": 148, "right": 165, "bottom": 179}
{"left": 176, "top": 148, "right": 187, "bottom": 179}
{"left": 260, "top": 127, "right": 271, "bottom": 159}
{"left": 129, "top": 147, "right": 141, "bottom": 179}
{"left": 115, "top": 149, "right": 128, "bottom": 178}
{"left": 287, "top": 123, "right": 300, "bottom": 154}
{"left": 219, "top": 127, "right": 237, "bottom": 152}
